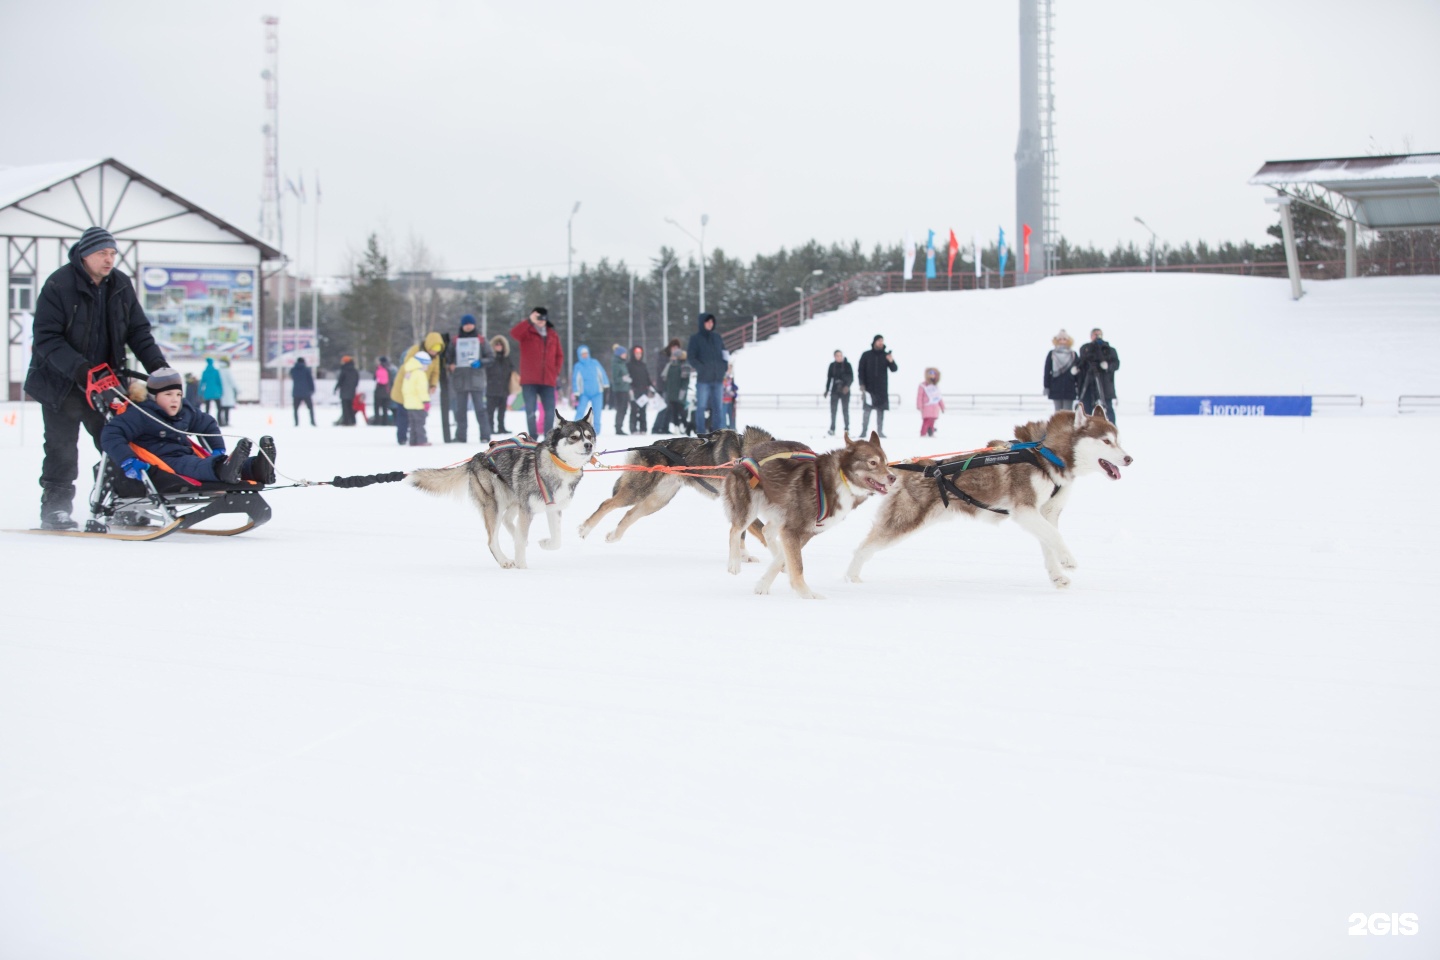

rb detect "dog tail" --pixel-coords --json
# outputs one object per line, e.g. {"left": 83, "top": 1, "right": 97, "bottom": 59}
{"left": 409, "top": 461, "right": 474, "bottom": 498}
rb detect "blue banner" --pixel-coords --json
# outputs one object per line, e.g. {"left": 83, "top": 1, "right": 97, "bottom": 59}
{"left": 925, "top": 229, "right": 936, "bottom": 279}
{"left": 998, "top": 227, "right": 1008, "bottom": 281}
{"left": 1153, "top": 396, "right": 1313, "bottom": 417}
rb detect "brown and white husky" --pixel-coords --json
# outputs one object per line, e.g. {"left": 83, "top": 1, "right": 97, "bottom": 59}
{"left": 723, "top": 431, "right": 896, "bottom": 599}
{"left": 846, "top": 405, "right": 1133, "bottom": 589}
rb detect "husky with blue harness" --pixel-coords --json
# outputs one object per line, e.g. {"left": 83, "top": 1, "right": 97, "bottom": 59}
{"left": 846, "top": 405, "right": 1133, "bottom": 589}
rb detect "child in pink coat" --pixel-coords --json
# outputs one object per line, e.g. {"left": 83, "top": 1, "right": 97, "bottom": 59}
{"left": 917, "top": 367, "right": 944, "bottom": 437}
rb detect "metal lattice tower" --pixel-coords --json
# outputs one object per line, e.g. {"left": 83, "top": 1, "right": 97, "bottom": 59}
{"left": 1039, "top": 0, "right": 1059, "bottom": 275}
{"left": 259, "top": 16, "right": 282, "bottom": 255}
{"left": 1017, "top": 0, "right": 1058, "bottom": 281}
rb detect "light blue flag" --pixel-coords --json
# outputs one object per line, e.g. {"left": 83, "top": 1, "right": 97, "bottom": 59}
{"left": 925, "top": 229, "right": 937, "bottom": 279}
{"left": 998, "top": 227, "right": 1008, "bottom": 280}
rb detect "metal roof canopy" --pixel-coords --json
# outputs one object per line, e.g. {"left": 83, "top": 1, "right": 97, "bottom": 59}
{"left": 1249, "top": 153, "right": 1440, "bottom": 232}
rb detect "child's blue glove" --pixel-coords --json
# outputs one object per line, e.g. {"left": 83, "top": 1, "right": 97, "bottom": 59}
{"left": 120, "top": 457, "right": 147, "bottom": 480}
{"left": 469, "top": 360, "right": 480, "bottom": 368}
{"left": 210, "top": 449, "right": 227, "bottom": 459}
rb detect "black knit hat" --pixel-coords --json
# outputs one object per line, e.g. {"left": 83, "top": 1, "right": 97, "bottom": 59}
{"left": 72, "top": 226, "right": 118, "bottom": 261}
{"left": 530, "top": 306, "right": 548, "bottom": 317}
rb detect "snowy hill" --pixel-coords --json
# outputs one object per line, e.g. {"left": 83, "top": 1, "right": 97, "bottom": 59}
{"left": 733, "top": 274, "right": 1440, "bottom": 410}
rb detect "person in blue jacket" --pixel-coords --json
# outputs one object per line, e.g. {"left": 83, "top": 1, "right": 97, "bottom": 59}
{"left": 100, "top": 367, "right": 274, "bottom": 485}
{"left": 199, "top": 357, "right": 223, "bottom": 416}
{"left": 570, "top": 344, "right": 609, "bottom": 433}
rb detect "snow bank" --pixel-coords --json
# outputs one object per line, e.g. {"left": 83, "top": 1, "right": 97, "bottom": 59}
{"left": 732, "top": 274, "right": 1440, "bottom": 412}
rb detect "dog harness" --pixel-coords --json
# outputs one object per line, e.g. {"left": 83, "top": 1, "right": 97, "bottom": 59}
{"left": 739, "top": 449, "right": 844, "bottom": 526}
{"left": 478, "top": 434, "right": 580, "bottom": 506}
{"left": 893, "top": 439, "right": 1063, "bottom": 515}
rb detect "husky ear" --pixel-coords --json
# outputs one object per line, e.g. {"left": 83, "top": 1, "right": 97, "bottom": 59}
{"left": 1091, "top": 403, "right": 1109, "bottom": 423}
{"left": 1072, "top": 404, "right": 1088, "bottom": 430}
{"left": 578, "top": 408, "right": 593, "bottom": 426}
{"left": 842, "top": 431, "right": 853, "bottom": 445}
{"left": 868, "top": 430, "right": 881, "bottom": 446}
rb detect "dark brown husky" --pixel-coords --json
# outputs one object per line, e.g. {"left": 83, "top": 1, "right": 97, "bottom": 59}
{"left": 723, "top": 431, "right": 896, "bottom": 599}
{"left": 578, "top": 426, "right": 808, "bottom": 546}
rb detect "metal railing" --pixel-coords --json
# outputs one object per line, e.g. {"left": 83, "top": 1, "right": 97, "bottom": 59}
{"left": 1399, "top": 395, "right": 1440, "bottom": 414}
{"left": 736, "top": 392, "right": 1053, "bottom": 412}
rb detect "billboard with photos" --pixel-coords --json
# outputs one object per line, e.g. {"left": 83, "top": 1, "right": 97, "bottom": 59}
{"left": 141, "top": 264, "right": 256, "bottom": 359}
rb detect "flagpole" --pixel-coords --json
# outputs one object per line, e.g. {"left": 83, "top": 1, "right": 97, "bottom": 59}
{"left": 312, "top": 170, "right": 320, "bottom": 361}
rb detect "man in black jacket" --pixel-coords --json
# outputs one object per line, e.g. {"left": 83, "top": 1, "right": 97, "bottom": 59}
{"left": 824, "top": 349, "right": 854, "bottom": 436}
{"left": 626, "top": 345, "right": 654, "bottom": 434}
{"left": 857, "top": 334, "right": 898, "bottom": 438}
{"left": 333, "top": 356, "right": 361, "bottom": 425}
{"left": 1075, "top": 327, "right": 1120, "bottom": 423}
{"left": 686, "top": 313, "right": 728, "bottom": 434}
{"left": 24, "top": 227, "right": 168, "bottom": 529}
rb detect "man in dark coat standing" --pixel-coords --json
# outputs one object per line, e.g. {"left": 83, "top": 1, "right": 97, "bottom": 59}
{"left": 334, "top": 356, "right": 360, "bottom": 425}
{"left": 824, "top": 349, "right": 854, "bottom": 436}
{"left": 445, "top": 315, "right": 492, "bottom": 443}
{"left": 857, "top": 334, "right": 898, "bottom": 438}
{"left": 626, "top": 345, "right": 654, "bottom": 434}
{"left": 290, "top": 357, "right": 316, "bottom": 426}
{"left": 24, "top": 226, "right": 168, "bottom": 529}
{"left": 1075, "top": 327, "right": 1120, "bottom": 422}
{"left": 686, "top": 313, "right": 728, "bottom": 434}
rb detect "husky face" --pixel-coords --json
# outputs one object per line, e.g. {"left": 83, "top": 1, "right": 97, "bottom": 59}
{"left": 550, "top": 410, "right": 597, "bottom": 464}
{"left": 1070, "top": 405, "right": 1133, "bottom": 481}
{"left": 842, "top": 430, "right": 898, "bottom": 495}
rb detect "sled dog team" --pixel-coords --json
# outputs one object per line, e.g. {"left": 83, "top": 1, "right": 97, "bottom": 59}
{"left": 410, "top": 404, "right": 1133, "bottom": 598}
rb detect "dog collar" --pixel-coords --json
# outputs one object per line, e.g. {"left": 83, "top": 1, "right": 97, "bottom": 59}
{"left": 548, "top": 451, "right": 581, "bottom": 473}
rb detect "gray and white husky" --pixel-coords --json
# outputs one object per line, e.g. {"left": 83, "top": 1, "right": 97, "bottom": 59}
{"left": 846, "top": 405, "right": 1133, "bottom": 589}
{"left": 410, "top": 411, "right": 596, "bottom": 568}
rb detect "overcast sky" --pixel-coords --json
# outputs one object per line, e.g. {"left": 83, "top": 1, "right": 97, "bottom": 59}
{"left": 2, "top": 0, "right": 1437, "bottom": 280}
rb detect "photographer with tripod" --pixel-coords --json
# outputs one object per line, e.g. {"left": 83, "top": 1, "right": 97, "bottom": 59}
{"left": 1075, "top": 327, "right": 1120, "bottom": 422}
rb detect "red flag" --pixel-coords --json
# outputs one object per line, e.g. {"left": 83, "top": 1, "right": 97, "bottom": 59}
{"left": 1022, "top": 224, "right": 1033, "bottom": 273}
{"left": 947, "top": 229, "right": 959, "bottom": 277}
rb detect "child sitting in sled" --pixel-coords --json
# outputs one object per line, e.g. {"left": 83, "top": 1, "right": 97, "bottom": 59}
{"left": 100, "top": 367, "right": 276, "bottom": 486}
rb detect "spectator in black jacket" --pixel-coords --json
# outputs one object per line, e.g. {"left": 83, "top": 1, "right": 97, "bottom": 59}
{"left": 1075, "top": 327, "right": 1120, "bottom": 422}
{"left": 857, "top": 334, "right": 898, "bottom": 437}
{"left": 1042, "top": 330, "right": 1078, "bottom": 412}
{"left": 334, "top": 356, "right": 361, "bottom": 425}
{"left": 824, "top": 349, "right": 854, "bottom": 436}
{"left": 486, "top": 336, "right": 515, "bottom": 435}
{"left": 686, "top": 313, "right": 728, "bottom": 434}
{"left": 23, "top": 227, "right": 168, "bottom": 529}
{"left": 626, "top": 345, "right": 655, "bottom": 434}
{"left": 290, "top": 358, "right": 316, "bottom": 426}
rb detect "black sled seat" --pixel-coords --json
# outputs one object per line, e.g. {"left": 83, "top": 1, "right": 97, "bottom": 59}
{"left": 88, "top": 460, "right": 273, "bottom": 538}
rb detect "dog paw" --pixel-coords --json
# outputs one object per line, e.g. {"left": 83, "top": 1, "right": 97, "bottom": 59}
{"left": 577, "top": 524, "right": 592, "bottom": 539}
{"left": 1058, "top": 552, "right": 1078, "bottom": 570}
{"left": 1050, "top": 572, "right": 1071, "bottom": 589}
{"left": 539, "top": 538, "right": 559, "bottom": 550}
{"left": 604, "top": 530, "right": 622, "bottom": 543}
{"left": 797, "top": 590, "right": 826, "bottom": 600}
{"left": 742, "top": 553, "right": 761, "bottom": 564}
{"left": 497, "top": 559, "right": 516, "bottom": 569}
{"left": 754, "top": 582, "right": 771, "bottom": 595}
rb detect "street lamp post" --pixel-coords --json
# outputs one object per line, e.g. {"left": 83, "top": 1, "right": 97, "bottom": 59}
{"left": 793, "top": 287, "right": 805, "bottom": 322}
{"left": 1134, "top": 216, "right": 1158, "bottom": 273}
{"left": 567, "top": 201, "right": 581, "bottom": 389}
{"left": 654, "top": 255, "right": 675, "bottom": 348}
{"left": 796, "top": 269, "right": 824, "bottom": 322}
{"left": 665, "top": 214, "right": 709, "bottom": 317}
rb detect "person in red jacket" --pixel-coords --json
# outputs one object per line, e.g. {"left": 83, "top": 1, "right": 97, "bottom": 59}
{"left": 509, "top": 306, "right": 564, "bottom": 437}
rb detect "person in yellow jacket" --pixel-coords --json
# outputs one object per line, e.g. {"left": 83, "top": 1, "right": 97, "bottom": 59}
{"left": 389, "top": 331, "right": 444, "bottom": 444}
{"left": 400, "top": 351, "right": 434, "bottom": 446}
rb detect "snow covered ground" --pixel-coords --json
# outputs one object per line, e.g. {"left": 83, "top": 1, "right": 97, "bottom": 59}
{"left": 1, "top": 274, "right": 1437, "bottom": 958}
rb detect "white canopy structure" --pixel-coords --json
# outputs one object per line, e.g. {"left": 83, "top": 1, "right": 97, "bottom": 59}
{"left": 2, "top": 158, "right": 280, "bottom": 400}
{"left": 1249, "top": 152, "right": 1440, "bottom": 299}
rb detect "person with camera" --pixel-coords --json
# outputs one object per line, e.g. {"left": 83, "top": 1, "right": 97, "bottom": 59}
{"left": 824, "top": 349, "right": 853, "bottom": 436}
{"left": 857, "top": 334, "right": 897, "bottom": 438}
{"left": 510, "top": 306, "right": 564, "bottom": 437}
{"left": 1075, "top": 327, "right": 1120, "bottom": 422}
{"left": 24, "top": 226, "right": 168, "bottom": 530}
